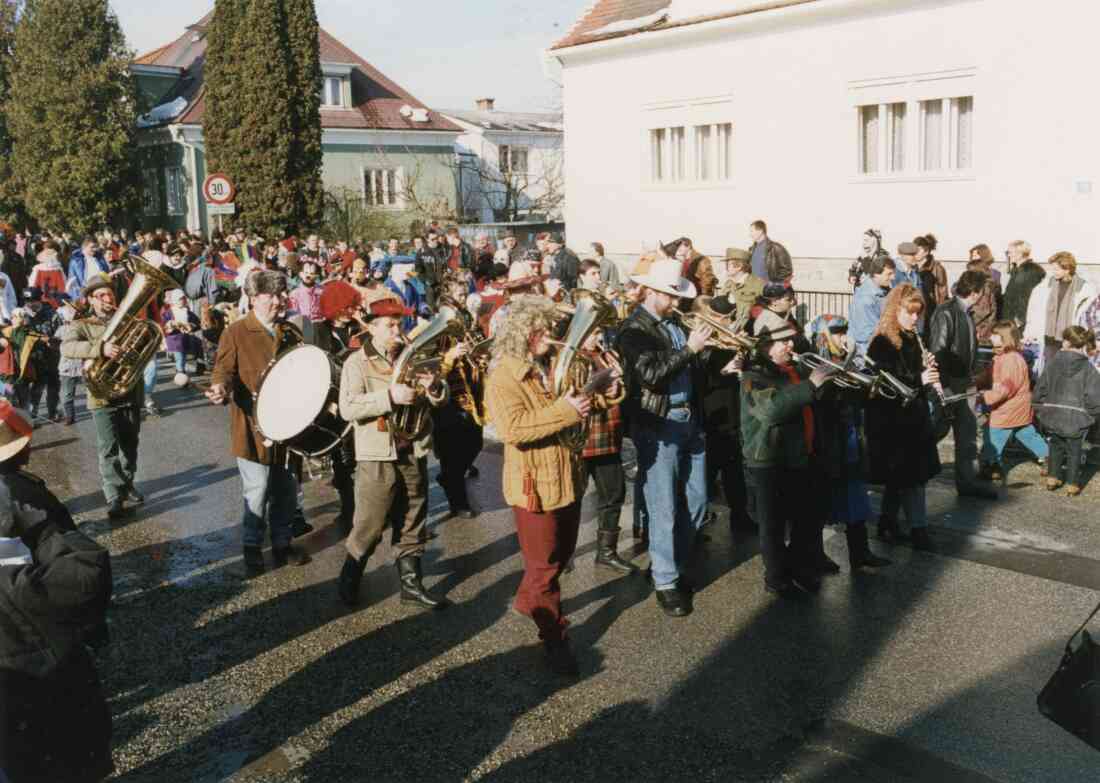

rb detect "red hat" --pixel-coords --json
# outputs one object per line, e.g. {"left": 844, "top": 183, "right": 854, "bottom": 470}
{"left": 0, "top": 400, "right": 32, "bottom": 462}
{"left": 364, "top": 298, "right": 412, "bottom": 321}
{"left": 319, "top": 280, "right": 363, "bottom": 322}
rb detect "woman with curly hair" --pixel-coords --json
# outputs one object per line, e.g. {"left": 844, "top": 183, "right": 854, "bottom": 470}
{"left": 915, "top": 233, "right": 949, "bottom": 314}
{"left": 865, "top": 284, "right": 942, "bottom": 551}
{"left": 485, "top": 295, "right": 591, "bottom": 675}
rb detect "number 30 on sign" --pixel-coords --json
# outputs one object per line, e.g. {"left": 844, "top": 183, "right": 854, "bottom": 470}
{"left": 203, "top": 173, "right": 236, "bottom": 205}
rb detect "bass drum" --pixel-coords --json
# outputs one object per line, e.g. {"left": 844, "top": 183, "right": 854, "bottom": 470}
{"left": 254, "top": 345, "right": 350, "bottom": 457}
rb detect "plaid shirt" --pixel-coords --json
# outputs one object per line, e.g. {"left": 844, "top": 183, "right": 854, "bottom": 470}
{"left": 581, "top": 350, "right": 624, "bottom": 458}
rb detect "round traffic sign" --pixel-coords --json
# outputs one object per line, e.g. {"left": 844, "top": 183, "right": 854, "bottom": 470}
{"left": 203, "top": 173, "right": 236, "bottom": 205}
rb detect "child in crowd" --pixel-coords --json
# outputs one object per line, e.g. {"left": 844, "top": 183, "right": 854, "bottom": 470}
{"left": 161, "top": 289, "right": 202, "bottom": 382}
{"left": 1033, "top": 325, "right": 1100, "bottom": 496}
{"left": 57, "top": 300, "right": 86, "bottom": 425}
{"left": 978, "top": 321, "right": 1048, "bottom": 481}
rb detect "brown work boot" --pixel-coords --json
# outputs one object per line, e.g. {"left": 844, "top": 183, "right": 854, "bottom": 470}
{"left": 1066, "top": 484, "right": 1082, "bottom": 497}
{"left": 1046, "top": 477, "right": 1064, "bottom": 491}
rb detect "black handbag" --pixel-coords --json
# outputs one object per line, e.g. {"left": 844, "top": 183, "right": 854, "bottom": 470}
{"left": 1037, "top": 601, "right": 1100, "bottom": 750}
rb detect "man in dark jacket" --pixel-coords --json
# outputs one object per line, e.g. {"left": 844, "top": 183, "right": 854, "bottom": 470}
{"left": 545, "top": 233, "right": 580, "bottom": 291}
{"left": 1002, "top": 239, "right": 1045, "bottom": 329}
{"left": 928, "top": 270, "right": 995, "bottom": 499}
{"left": 0, "top": 402, "right": 114, "bottom": 783}
{"left": 415, "top": 230, "right": 450, "bottom": 306}
{"left": 617, "top": 259, "right": 714, "bottom": 618}
{"left": 748, "top": 220, "right": 793, "bottom": 284}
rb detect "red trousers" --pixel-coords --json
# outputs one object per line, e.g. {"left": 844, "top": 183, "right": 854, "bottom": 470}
{"left": 511, "top": 502, "right": 581, "bottom": 643}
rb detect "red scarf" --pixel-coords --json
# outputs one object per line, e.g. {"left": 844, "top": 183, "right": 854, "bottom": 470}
{"left": 780, "top": 364, "right": 814, "bottom": 456}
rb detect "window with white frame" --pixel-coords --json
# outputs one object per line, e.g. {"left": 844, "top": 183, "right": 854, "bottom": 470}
{"left": 693, "top": 122, "right": 732, "bottom": 181}
{"left": 858, "top": 103, "right": 906, "bottom": 174}
{"left": 851, "top": 70, "right": 975, "bottom": 179}
{"left": 649, "top": 126, "right": 686, "bottom": 183}
{"left": 363, "top": 168, "right": 402, "bottom": 207}
{"left": 499, "top": 145, "right": 529, "bottom": 176}
{"left": 165, "top": 166, "right": 186, "bottom": 216}
{"left": 321, "top": 76, "right": 345, "bottom": 108}
{"left": 142, "top": 169, "right": 159, "bottom": 216}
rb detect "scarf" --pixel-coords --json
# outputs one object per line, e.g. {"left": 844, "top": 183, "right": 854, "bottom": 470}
{"left": 780, "top": 364, "right": 814, "bottom": 456}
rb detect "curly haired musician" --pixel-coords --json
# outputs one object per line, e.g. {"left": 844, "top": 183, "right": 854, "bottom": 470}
{"left": 484, "top": 295, "right": 591, "bottom": 675}
{"left": 205, "top": 271, "right": 310, "bottom": 577}
{"left": 431, "top": 274, "right": 484, "bottom": 520}
{"left": 336, "top": 298, "right": 450, "bottom": 610}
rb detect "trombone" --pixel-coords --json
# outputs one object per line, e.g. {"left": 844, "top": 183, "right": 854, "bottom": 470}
{"left": 794, "top": 352, "right": 918, "bottom": 405}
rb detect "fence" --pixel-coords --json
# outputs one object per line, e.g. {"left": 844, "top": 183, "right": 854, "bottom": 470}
{"left": 795, "top": 289, "right": 854, "bottom": 329}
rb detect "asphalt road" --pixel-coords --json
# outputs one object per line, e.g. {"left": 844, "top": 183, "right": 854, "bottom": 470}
{"left": 27, "top": 360, "right": 1100, "bottom": 783}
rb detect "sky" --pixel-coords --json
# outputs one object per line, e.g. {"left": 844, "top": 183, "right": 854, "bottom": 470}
{"left": 112, "top": 0, "right": 593, "bottom": 113}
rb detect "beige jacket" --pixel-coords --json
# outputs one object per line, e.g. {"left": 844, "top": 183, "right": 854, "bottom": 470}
{"left": 485, "top": 355, "right": 582, "bottom": 512}
{"left": 339, "top": 345, "right": 445, "bottom": 461}
{"left": 60, "top": 316, "right": 143, "bottom": 410}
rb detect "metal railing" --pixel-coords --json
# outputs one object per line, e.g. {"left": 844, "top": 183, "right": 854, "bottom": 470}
{"left": 795, "top": 290, "right": 854, "bottom": 328}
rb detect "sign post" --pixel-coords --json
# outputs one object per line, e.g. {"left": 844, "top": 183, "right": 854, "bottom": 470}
{"left": 202, "top": 173, "right": 236, "bottom": 234}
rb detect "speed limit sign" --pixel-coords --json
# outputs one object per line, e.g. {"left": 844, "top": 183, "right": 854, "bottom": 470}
{"left": 203, "top": 173, "right": 236, "bottom": 205}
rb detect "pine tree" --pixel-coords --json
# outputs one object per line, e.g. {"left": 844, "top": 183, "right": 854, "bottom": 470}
{"left": 4, "top": 0, "right": 139, "bottom": 233}
{"left": 282, "top": 0, "right": 324, "bottom": 230}
{"left": 205, "top": 0, "right": 324, "bottom": 235}
{"left": 0, "top": 0, "right": 25, "bottom": 223}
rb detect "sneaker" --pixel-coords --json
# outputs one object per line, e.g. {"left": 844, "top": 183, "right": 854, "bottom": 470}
{"left": 126, "top": 486, "right": 145, "bottom": 505}
{"left": 144, "top": 401, "right": 162, "bottom": 417}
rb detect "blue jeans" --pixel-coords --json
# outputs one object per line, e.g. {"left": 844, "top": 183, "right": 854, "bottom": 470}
{"left": 981, "top": 424, "right": 1049, "bottom": 463}
{"left": 143, "top": 357, "right": 157, "bottom": 397}
{"left": 633, "top": 408, "right": 707, "bottom": 589}
{"left": 237, "top": 458, "right": 296, "bottom": 549}
{"left": 170, "top": 351, "right": 186, "bottom": 373}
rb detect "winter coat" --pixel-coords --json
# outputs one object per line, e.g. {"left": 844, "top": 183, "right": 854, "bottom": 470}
{"left": 864, "top": 332, "right": 941, "bottom": 486}
{"left": 1033, "top": 350, "right": 1100, "bottom": 437}
{"left": 0, "top": 471, "right": 114, "bottom": 783}
{"left": 339, "top": 344, "right": 444, "bottom": 463}
{"left": 748, "top": 239, "right": 793, "bottom": 283}
{"left": 617, "top": 305, "right": 709, "bottom": 421}
{"left": 1023, "top": 275, "right": 1097, "bottom": 344}
{"left": 917, "top": 258, "right": 949, "bottom": 310}
{"left": 209, "top": 313, "right": 303, "bottom": 464}
{"left": 739, "top": 359, "right": 817, "bottom": 469}
{"left": 485, "top": 355, "right": 582, "bottom": 512}
{"left": 1002, "top": 261, "right": 1046, "bottom": 328}
{"left": 982, "top": 351, "right": 1034, "bottom": 429}
{"left": 929, "top": 296, "right": 978, "bottom": 382}
{"left": 60, "top": 316, "right": 144, "bottom": 410}
{"left": 64, "top": 250, "right": 109, "bottom": 300}
{"left": 160, "top": 307, "right": 201, "bottom": 355}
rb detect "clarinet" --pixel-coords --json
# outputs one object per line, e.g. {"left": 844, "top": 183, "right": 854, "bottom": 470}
{"left": 916, "top": 333, "right": 981, "bottom": 406}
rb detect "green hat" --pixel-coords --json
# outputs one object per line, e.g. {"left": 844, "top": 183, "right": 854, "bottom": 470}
{"left": 82, "top": 274, "right": 112, "bottom": 298}
{"left": 724, "top": 247, "right": 751, "bottom": 262}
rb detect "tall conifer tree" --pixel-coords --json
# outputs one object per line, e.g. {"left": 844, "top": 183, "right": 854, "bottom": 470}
{"left": 5, "top": 0, "right": 139, "bottom": 232}
{"left": 205, "top": 0, "right": 323, "bottom": 234}
{"left": 283, "top": 0, "right": 324, "bottom": 229}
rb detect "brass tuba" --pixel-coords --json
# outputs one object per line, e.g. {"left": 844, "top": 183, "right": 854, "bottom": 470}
{"left": 84, "top": 255, "right": 181, "bottom": 401}
{"left": 388, "top": 306, "right": 466, "bottom": 440}
{"left": 550, "top": 292, "right": 622, "bottom": 451}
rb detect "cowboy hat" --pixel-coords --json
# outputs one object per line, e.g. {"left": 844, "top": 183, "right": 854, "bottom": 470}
{"left": 630, "top": 258, "right": 697, "bottom": 299}
{"left": 752, "top": 309, "right": 800, "bottom": 343}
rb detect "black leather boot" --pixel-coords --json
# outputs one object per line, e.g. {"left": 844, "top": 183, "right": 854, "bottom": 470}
{"left": 876, "top": 515, "right": 907, "bottom": 544}
{"left": 397, "top": 557, "right": 450, "bottom": 610}
{"left": 338, "top": 554, "right": 366, "bottom": 607}
{"left": 846, "top": 524, "right": 892, "bottom": 569}
{"left": 594, "top": 530, "right": 638, "bottom": 574}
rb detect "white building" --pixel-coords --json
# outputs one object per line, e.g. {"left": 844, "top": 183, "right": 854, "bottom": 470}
{"left": 440, "top": 99, "right": 564, "bottom": 224}
{"left": 547, "top": 0, "right": 1100, "bottom": 291}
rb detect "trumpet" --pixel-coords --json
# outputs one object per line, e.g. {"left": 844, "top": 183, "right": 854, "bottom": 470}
{"left": 672, "top": 309, "right": 757, "bottom": 354}
{"left": 793, "top": 352, "right": 911, "bottom": 403}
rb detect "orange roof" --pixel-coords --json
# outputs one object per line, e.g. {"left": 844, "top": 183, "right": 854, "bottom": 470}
{"left": 134, "top": 13, "right": 460, "bottom": 133}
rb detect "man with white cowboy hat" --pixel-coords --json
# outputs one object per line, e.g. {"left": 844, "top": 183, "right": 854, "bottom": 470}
{"left": 617, "top": 255, "right": 722, "bottom": 618}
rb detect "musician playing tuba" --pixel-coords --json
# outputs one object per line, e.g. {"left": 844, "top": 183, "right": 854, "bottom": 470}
{"left": 336, "top": 298, "right": 450, "bottom": 611}
{"left": 431, "top": 273, "right": 484, "bottom": 521}
{"left": 60, "top": 275, "right": 148, "bottom": 521}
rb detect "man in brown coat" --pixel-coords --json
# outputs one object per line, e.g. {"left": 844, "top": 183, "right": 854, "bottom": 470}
{"left": 205, "top": 270, "right": 309, "bottom": 577}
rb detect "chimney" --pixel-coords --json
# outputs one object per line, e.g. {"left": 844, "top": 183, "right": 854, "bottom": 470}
{"left": 476, "top": 97, "right": 495, "bottom": 112}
